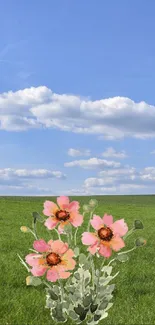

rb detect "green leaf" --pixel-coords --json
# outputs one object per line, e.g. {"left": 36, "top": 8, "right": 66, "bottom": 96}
{"left": 47, "top": 288, "right": 58, "bottom": 300}
{"left": 79, "top": 253, "right": 87, "bottom": 265}
{"left": 101, "top": 266, "right": 112, "bottom": 275}
{"left": 99, "top": 284, "right": 115, "bottom": 299}
{"left": 99, "top": 275, "right": 113, "bottom": 286}
{"left": 83, "top": 294, "right": 92, "bottom": 307}
{"left": 53, "top": 303, "right": 67, "bottom": 322}
{"left": 62, "top": 300, "right": 70, "bottom": 311}
{"left": 98, "top": 311, "right": 108, "bottom": 321}
{"left": 105, "top": 302, "right": 113, "bottom": 312}
{"left": 69, "top": 310, "right": 78, "bottom": 320}
{"left": 135, "top": 237, "right": 146, "bottom": 247}
{"left": 26, "top": 276, "right": 42, "bottom": 286}
{"left": 68, "top": 286, "right": 75, "bottom": 294}
{"left": 32, "top": 211, "right": 44, "bottom": 223}
{"left": 80, "top": 309, "right": 89, "bottom": 321}
{"left": 85, "top": 277, "right": 91, "bottom": 286}
{"left": 52, "top": 284, "right": 60, "bottom": 295}
{"left": 94, "top": 314, "right": 101, "bottom": 321}
{"left": 45, "top": 298, "right": 54, "bottom": 309}
{"left": 133, "top": 220, "right": 144, "bottom": 230}
{"left": 117, "top": 254, "right": 129, "bottom": 262}
{"left": 98, "top": 298, "right": 109, "bottom": 310}
{"left": 74, "top": 304, "right": 85, "bottom": 316}
{"left": 74, "top": 272, "right": 81, "bottom": 280}
{"left": 74, "top": 247, "right": 80, "bottom": 257}
{"left": 90, "top": 303, "right": 98, "bottom": 313}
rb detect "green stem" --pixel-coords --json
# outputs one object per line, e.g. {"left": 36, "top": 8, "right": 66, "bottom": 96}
{"left": 54, "top": 228, "right": 61, "bottom": 240}
{"left": 67, "top": 233, "right": 71, "bottom": 246}
{"left": 100, "top": 258, "right": 105, "bottom": 270}
{"left": 74, "top": 227, "right": 78, "bottom": 246}
{"left": 58, "top": 279, "right": 64, "bottom": 302}
{"left": 118, "top": 246, "right": 136, "bottom": 255}
{"left": 87, "top": 210, "right": 94, "bottom": 232}
{"left": 29, "top": 228, "right": 38, "bottom": 240}
{"left": 32, "top": 222, "right": 39, "bottom": 240}
{"left": 91, "top": 256, "right": 95, "bottom": 290}
{"left": 108, "top": 258, "right": 116, "bottom": 266}
{"left": 17, "top": 254, "right": 30, "bottom": 272}
{"left": 29, "top": 248, "right": 38, "bottom": 253}
{"left": 70, "top": 227, "right": 73, "bottom": 242}
{"left": 43, "top": 280, "right": 52, "bottom": 289}
{"left": 123, "top": 228, "right": 134, "bottom": 240}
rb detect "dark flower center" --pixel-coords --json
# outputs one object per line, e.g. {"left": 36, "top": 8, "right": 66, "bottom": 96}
{"left": 56, "top": 210, "right": 70, "bottom": 222}
{"left": 46, "top": 252, "right": 61, "bottom": 266}
{"left": 98, "top": 227, "right": 113, "bottom": 241}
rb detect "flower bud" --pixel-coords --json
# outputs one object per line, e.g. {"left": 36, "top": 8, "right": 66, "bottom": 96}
{"left": 20, "top": 226, "right": 30, "bottom": 233}
{"left": 135, "top": 237, "right": 146, "bottom": 247}
{"left": 88, "top": 199, "right": 98, "bottom": 208}
{"left": 83, "top": 204, "right": 91, "bottom": 212}
{"left": 26, "top": 275, "right": 42, "bottom": 286}
{"left": 133, "top": 220, "right": 144, "bottom": 230}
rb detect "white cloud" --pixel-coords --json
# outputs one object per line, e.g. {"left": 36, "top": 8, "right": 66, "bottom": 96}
{"left": 84, "top": 177, "right": 115, "bottom": 188}
{"left": 150, "top": 150, "right": 155, "bottom": 155}
{"left": 68, "top": 148, "right": 91, "bottom": 157}
{"left": 0, "top": 183, "right": 54, "bottom": 196}
{"left": 64, "top": 158, "right": 121, "bottom": 169}
{"left": 139, "top": 167, "right": 155, "bottom": 181}
{"left": 0, "top": 86, "right": 155, "bottom": 139}
{"left": 102, "top": 147, "right": 127, "bottom": 159}
{"left": 83, "top": 165, "right": 155, "bottom": 194}
{"left": 0, "top": 168, "right": 66, "bottom": 195}
{"left": 0, "top": 168, "right": 66, "bottom": 182}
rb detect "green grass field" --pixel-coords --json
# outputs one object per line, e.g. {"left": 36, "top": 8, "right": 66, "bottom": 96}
{"left": 0, "top": 195, "right": 155, "bottom": 325}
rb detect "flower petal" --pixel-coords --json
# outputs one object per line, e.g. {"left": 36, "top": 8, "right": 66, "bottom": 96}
{"left": 58, "top": 221, "right": 69, "bottom": 234}
{"left": 61, "top": 257, "right": 76, "bottom": 271}
{"left": 90, "top": 215, "right": 104, "bottom": 230}
{"left": 70, "top": 212, "right": 83, "bottom": 227}
{"left": 88, "top": 243, "right": 99, "bottom": 255}
{"left": 59, "top": 271, "right": 71, "bottom": 279}
{"left": 57, "top": 196, "right": 70, "bottom": 209}
{"left": 67, "top": 201, "right": 80, "bottom": 211}
{"left": 98, "top": 244, "right": 112, "bottom": 258}
{"left": 49, "top": 240, "right": 69, "bottom": 255}
{"left": 102, "top": 214, "right": 113, "bottom": 226}
{"left": 61, "top": 249, "right": 76, "bottom": 270}
{"left": 31, "top": 266, "right": 47, "bottom": 276}
{"left": 62, "top": 248, "right": 75, "bottom": 259}
{"left": 33, "top": 239, "right": 50, "bottom": 253}
{"left": 46, "top": 268, "right": 59, "bottom": 282}
{"left": 25, "top": 253, "right": 45, "bottom": 266}
{"left": 111, "top": 219, "right": 128, "bottom": 237}
{"left": 43, "top": 200, "right": 58, "bottom": 216}
{"left": 82, "top": 232, "right": 98, "bottom": 245}
{"left": 110, "top": 236, "right": 125, "bottom": 251}
{"left": 44, "top": 217, "right": 59, "bottom": 230}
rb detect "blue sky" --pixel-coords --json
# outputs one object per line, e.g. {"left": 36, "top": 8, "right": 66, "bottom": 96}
{"left": 0, "top": 0, "right": 155, "bottom": 195}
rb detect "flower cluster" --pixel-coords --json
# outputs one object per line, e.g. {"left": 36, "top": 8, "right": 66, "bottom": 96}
{"left": 19, "top": 196, "right": 146, "bottom": 325}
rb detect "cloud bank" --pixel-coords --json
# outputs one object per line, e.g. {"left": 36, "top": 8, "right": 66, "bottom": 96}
{"left": 0, "top": 86, "right": 155, "bottom": 139}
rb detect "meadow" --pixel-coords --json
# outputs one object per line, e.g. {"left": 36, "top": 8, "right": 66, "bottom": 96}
{"left": 0, "top": 195, "right": 155, "bottom": 325}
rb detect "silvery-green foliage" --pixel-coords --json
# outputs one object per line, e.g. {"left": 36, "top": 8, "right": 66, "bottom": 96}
{"left": 59, "top": 262, "right": 115, "bottom": 324}
{"left": 45, "top": 288, "right": 68, "bottom": 323}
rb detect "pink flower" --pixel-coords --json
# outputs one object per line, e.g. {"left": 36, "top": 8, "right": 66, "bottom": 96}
{"left": 43, "top": 196, "right": 83, "bottom": 233}
{"left": 25, "top": 239, "right": 76, "bottom": 282}
{"left": 82, "top": 214, "right": 128, "bottom": 258}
